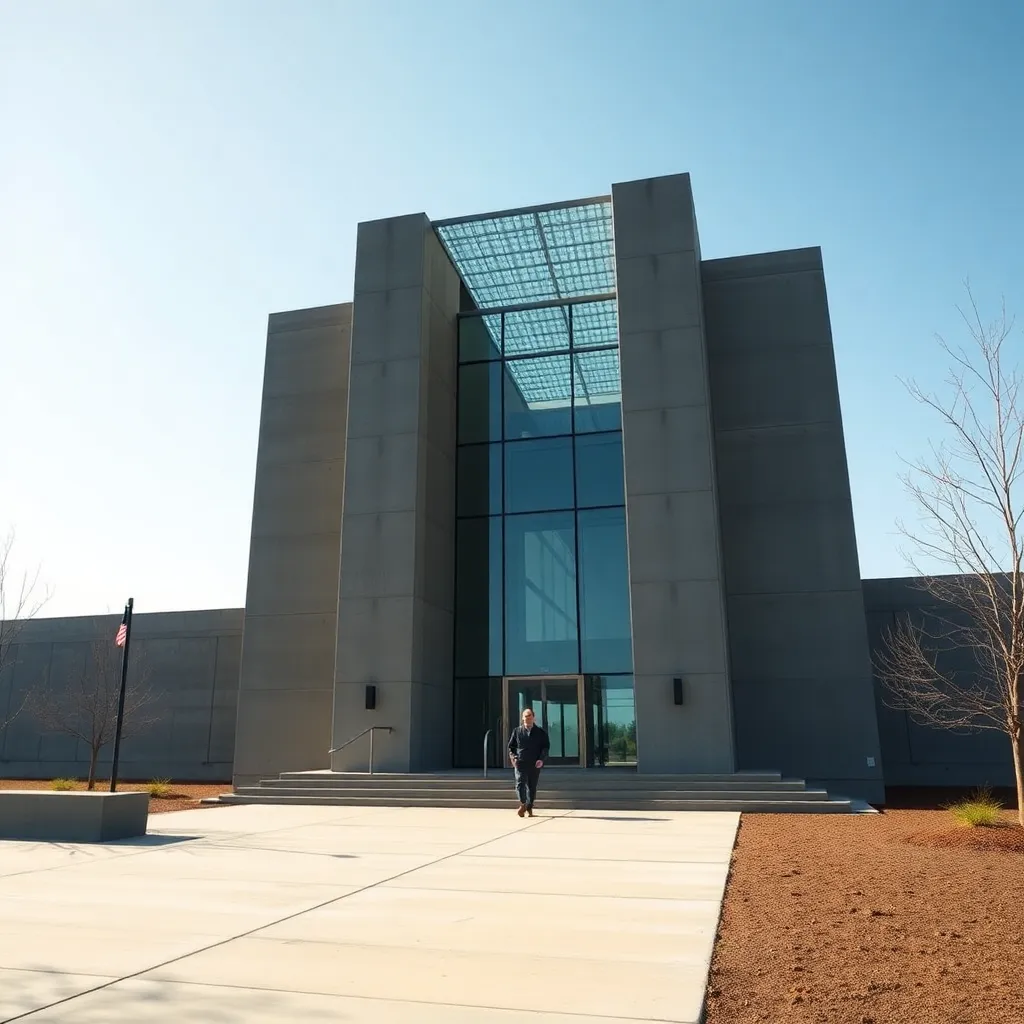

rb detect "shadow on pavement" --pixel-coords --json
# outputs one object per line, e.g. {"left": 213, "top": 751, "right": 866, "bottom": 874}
{"left": 2, "top": 965, "right": 342, "bottom": 1023}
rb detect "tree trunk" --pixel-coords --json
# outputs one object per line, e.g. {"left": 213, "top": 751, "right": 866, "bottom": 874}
{"left": 1012, "top": 729, "right": 1024, "bottom": 829}
{"left": 87, "top": 747, "right": 99, "bottom": 791}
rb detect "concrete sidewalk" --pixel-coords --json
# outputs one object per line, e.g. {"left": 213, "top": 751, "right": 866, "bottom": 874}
{"left": 0, "top": 804, "right": 738, "bottom": 1023}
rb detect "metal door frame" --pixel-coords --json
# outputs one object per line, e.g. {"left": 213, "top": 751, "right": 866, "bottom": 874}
{"left": 502, "top": 675, "right": 587, "bottom": 767}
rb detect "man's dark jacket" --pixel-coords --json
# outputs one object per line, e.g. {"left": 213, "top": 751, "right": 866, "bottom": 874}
{"left": 508, "top": 724, "right": 550, "bottom": 766}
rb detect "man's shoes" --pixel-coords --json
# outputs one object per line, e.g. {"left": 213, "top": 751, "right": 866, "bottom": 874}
{"left": 517, "top": 803, "right": 526, "bottom": 817}
{"left": 526, "top": 806, "right": 534, "bottom": 817}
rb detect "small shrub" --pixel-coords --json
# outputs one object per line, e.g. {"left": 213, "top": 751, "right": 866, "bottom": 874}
{"left": 146, "top": 778, "right": 174, "bottom": 798}
{"left": 945, "top": 787, "right": 1004, "bottom": 827}
{"left": 50, "top": 778, "right": 76, "bottom": 791}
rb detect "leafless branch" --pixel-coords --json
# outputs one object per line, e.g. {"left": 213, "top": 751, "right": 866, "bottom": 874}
{"left": 0, "top": 530, "right": 53, "bottom": 730}
{"left": 879, "top": 284, "right": 1024, "bottom": 825}
{"left": 26, "top": 636, "right": 163, "bottom": 788}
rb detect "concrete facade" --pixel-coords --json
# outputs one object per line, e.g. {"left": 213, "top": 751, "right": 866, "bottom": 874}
{"left": 232, "top": 303, "right": 352, "bottom": 786}
{"left": 702, "top": 247, "right": 886, "bottom": 803}
{"left": 331, "top": 215, "right": 461, "bottom": 772}
{"left": 1, "top": 609, "right": 242, "bottom": 781}
{"left": 612, "top": 175, "right": 736, "bottom": 774}
{"left": 11, "top": 172, "right": 1010, "bottom": 800}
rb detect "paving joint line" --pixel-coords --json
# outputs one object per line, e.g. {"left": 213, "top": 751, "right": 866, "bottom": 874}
{"left": 130, "top": 974, "right": 688, "bottom": 1022}
{"left": 3, "top": 810, "right": 565, "bottom": 1021}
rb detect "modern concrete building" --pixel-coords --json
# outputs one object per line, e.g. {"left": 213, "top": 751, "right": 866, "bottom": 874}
{"left": 232, "top": 172, "right": 886, "bottom": 802}
{"left": 6, "top": 172, "right": 1014, "bottom": 801}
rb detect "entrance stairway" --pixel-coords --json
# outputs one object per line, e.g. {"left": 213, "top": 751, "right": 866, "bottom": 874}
{"left": 210, "top": 769, "right": 855, "bottom": 813}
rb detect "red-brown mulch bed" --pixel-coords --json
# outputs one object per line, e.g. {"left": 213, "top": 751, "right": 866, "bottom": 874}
{"left": 0, "top": 778, "right": 230, "bottom": 814}
{"left": 705, "top": 797, "right": 1024, "bottom": 1024}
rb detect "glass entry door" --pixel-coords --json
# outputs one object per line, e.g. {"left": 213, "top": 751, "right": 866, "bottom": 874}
{"left": 503, "top": 676, "right": 585, "bottom": 767}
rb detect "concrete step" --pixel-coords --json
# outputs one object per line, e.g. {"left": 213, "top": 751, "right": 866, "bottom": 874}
{"left": 258, "top": 776, "right": 807, "bottom": 793}
{"left": 275, "top": 770, "right": 786, "bottom": 785}
{"left": 235, "top": 785, "right": 829, "bottom": 802}
{"left": 210, "top": 793, "right": 852, "bottom": 813}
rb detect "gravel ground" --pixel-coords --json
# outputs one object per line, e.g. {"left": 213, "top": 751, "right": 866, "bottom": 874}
{"left": 0, "top": 778, "right": 229, "bottom": 813}
{"left": 704, "top": 801, "right": 1024, "bottom": 1024}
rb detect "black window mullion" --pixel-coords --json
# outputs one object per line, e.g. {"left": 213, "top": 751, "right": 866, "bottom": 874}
{"left": 499, "top": 312, "right": 506, "bottom": 678}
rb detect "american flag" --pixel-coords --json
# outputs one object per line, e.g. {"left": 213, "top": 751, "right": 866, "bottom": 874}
{"left": 115, "top": 619, "right": 127, "bottom": 647}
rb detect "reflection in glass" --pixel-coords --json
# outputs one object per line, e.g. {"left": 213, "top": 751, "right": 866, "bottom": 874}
{"left": 504, "top": 437, "right": 573, "bottom": 514}
{"left": 503, "top": 306, "right": 570, "bottom": 357}
{"left": 459, "top": 315, "right": 501, "bottom": 362}
{"left": 455, "top": 518, "right": 503, "bottom": 676}
{"left": 585, "top": 675, "right": 636, "bottom": 766}
{"left": 506, "top": 679, "right": 543, "bottom": 738}
{"left": 573, "top": 349, "right": 622, "bottom": 432}
{"left": 503, "top": 355, "right": 572, "bottom": 438}
{"left": 578, "top": 508, "right": 633, "bottom": 674}
{"left": 453, "top": 677, "right": 503, "bottom": 768}
{"left": 575, "top": 433, "right": 625, "bottom": 508}
{"left": 505, "top": 512, "right": 578, "bottom": 675}
{"left": 458, "top": 362, "right": 502, "bottom": 443}
{"left": 571, "top": 299, "right": 618, "bottom": 350}
{"left": 457, "top": 444, "right": 502, "bottom": 517}
{"left": 543, "top": 680, "right": 581, "bottom": 762}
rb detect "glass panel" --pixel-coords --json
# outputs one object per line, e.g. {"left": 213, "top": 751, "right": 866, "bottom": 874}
{"left": 543, "top": 680, "right": 581, "bottom": 763}
{"left": 504, "top": 512, "right": 578, "bottom": 675}
{"left": 459, "top": 314, "right": 501, "bottom": 362}
{"left": 506, "top": 679, "right": 543, "bottom": 744}
{"left": 577, "top": 508, "right": 633, "bottom": 674}
{"left": 503, "top": 354, "right": 572, "bottom": 438}
{"left": 458, "top": 362, "right": 502, "bottom": 443}
{"left": 503, "top": 305, "right": 570, "bottom": 357}
{"left": 457, "top": 444, "right": 501, "bottom": 517}
{"left": 572, "top": 299, "right": 618, "bottom": 350}
{"left": 575, "top": 433, "right": 625, "bottom": 508}
{"left": 455, "top": 517, "right": 503, "bottom": 676}
{"left": 585, "top": 675, "right": 636, "bottom": 766}
{"left": 435, "top": 201, "right": 614, "bottom": 310}
{"left": 453, "top": 677, "right": 502, "bottom": 769}
{"left": 504, "top": 437, "right": 573, "bottom": 515}
{"left": 573, "top": 348, "right": 621, "bottom": 432}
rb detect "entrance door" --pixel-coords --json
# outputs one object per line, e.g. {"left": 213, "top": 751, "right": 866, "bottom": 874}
{"left": 503, "top": 676, "right": 585, "bottom": 767}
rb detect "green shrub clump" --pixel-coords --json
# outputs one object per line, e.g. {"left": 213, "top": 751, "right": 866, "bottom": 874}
{"left": 945, "top": 787, "right": 1004, "bottom": 827}
{"left": 50, "top": 778, "right": 76, "bottom": 791}
{"left": 146, "top": 778, "right": 174, "bottom": 798}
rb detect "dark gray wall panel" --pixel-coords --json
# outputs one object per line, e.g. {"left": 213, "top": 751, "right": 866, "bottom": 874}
{"left": 1, "top": 610, "right": 242, "bottom": 781}
{"left": 704, "top": 249, "right": 884, "bottom": 802}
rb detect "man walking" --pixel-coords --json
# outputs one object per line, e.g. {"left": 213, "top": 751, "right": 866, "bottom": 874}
{"left": 507, "top": 707, "right": 549, "bottom": 817}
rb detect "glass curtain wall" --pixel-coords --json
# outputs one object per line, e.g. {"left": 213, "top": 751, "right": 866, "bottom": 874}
{"left": 453, "top": 298, "right": 635, "bottom": 767}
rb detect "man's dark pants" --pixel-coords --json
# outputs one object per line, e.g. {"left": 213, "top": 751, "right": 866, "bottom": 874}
{"left": 514, "top": 762, "right": 541, "bottom": 808}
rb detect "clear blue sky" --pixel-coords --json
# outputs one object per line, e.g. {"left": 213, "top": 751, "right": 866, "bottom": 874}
{"left": 2, "top": 0, "right": 1022, "bottom": 617}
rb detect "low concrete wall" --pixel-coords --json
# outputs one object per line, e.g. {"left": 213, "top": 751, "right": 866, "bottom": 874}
{"left": 864, "top": 577, "right": 1016, "bottom": 788}
{"left": 0, "top": 790, "right": 149, "bottom": 841}
{"left": 0, "top": 609, "right": 242, "bottom": 782}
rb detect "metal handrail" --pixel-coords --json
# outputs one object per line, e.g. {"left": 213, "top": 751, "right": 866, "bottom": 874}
{"left": 483, "top": 729, "right": 493, "bottom": 778}
{"left": 328, "top": 725, "right": 393, "bottom": 775}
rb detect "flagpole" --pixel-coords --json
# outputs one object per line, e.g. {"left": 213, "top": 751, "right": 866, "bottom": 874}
{"left": 109, "top": 597, "right": 134, "bottom": 794}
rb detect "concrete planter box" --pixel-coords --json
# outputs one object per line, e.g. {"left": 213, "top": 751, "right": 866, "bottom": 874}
{"left": 0, "top": 790, "right": 150, "bottom": 842}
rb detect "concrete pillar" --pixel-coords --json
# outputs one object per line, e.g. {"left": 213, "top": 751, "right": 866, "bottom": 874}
{"left": 332, "top": 215, "right": 461, "bottom": 771}
{"left": 233, "top": 304, "right": 351, "bottom": 787}
{"left": 612, "top": 173, "right": 736, "bottom": 773}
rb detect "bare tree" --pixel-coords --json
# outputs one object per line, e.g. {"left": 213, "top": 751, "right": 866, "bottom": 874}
{"left": 0, "top": 530, "right": 52, "bottom": 731}
{"left": 876, "top": 287, "right": 1024, "bottom": 826}
{"left": 27, "top": 636, "right": 162, "bottom": 789}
